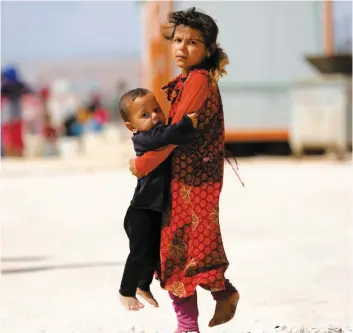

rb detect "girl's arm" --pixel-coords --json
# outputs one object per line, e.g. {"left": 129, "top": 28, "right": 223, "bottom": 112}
{"left": 132, "top": 71, "right": 209, "bottom": 177}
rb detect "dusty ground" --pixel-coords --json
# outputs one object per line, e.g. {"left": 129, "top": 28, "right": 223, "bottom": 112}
{"left": 1, "top": 155, "right": 351, "bottom": 333}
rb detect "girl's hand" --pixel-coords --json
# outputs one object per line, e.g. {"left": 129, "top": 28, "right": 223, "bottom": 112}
{"left": 187, "top": 112, "right": 198, "bottom": 128}
{"left": 129, "top": 159, "right": 145, "bottom": 179}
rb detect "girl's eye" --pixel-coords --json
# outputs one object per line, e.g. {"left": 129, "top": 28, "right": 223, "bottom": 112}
{"left": 142, "top": 113, "right": 149, "bottom": 118}
{"left": 189, "top": 40, "right": 196, "bottom": 45}
{"left": 173, "top": 38, "right": 181, "bottom": 43}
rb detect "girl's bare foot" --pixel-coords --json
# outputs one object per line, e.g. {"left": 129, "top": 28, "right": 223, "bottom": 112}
{"left": 208, "top": 291, "right": 240, "bottom": 327}
{"left": 120, "top": 294, "right": 144, "bottom": 311}
{"left": 136, "top": 288, "right": 159, "bottom": 308}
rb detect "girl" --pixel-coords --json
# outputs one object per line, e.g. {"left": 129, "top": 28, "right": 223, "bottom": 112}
{"left": 129, "top": 8, "right": 239, "bottom": 332}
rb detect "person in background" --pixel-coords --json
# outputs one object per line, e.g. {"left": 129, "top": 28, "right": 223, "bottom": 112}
{"left": 85, "top": 93, "right": 109, "bottom": 132}
{"left": 112, "top": 80, "right": 127, "bottom": 121}
{"left": 42, "top": 113, "right": 59, "bottom": 157}
{"left": 1, "top": 65, "right": 32, "bottom": 157}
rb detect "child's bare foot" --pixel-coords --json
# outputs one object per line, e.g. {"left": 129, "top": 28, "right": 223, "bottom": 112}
{"left": 120, "top": 294, "right": 144, "bottom": 311}
{"left": 208, "top": 291, "right": 240, "bottom": 327}
{"left": 136, "top": 288, "right": 159, "bottom": 308}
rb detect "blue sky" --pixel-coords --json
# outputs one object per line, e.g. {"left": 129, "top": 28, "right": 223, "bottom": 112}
{"left": 1, "top": 1, "right": 142, "bottom": 63}
{"left": 1, "top": 1, "right": 351, "bottom": 64}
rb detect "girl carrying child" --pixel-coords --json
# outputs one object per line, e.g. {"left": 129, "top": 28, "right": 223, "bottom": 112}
{"left": 129, "top": 8, "right": 240, "bottom": 332}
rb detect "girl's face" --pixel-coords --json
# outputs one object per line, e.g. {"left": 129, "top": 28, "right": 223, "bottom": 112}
{"left": 172, "top": 25, "right": 207, "bottom": 75}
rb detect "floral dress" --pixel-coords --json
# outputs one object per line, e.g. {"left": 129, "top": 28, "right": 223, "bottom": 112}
{"left": 134, "top": 69, "right": 230, "bottom": 298}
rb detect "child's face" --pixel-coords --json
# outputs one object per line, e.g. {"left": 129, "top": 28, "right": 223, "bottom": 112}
{"left": 125, "top": 93, "right": 166, "bottom": 133}
{"left": 172, "top": 25, "right": 207, "bottom": 74}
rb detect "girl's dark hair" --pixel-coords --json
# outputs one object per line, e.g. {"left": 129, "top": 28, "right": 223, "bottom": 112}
{"left": 164, "top": 7, "right": 229, "bottom": 83}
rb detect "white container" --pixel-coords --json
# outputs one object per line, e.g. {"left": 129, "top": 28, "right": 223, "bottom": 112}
{"left": 289, "top": 75, "right": 352, "bottom": 159}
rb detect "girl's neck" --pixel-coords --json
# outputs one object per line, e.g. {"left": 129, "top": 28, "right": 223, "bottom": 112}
{"left": 181, "top": 59, "right": 208, "bottom": 77}
{"left": 181, "top": 68, "right": 190, "bottom": 77}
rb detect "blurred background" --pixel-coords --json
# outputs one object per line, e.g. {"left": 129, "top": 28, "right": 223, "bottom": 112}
{"left": 1, "top": 0, "right": 351, "bottom": 162}
{"left": 1, "top": 2, "right": 352, "bottom": 332}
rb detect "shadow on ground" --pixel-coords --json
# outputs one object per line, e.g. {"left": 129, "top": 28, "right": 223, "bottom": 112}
{"left": 1, "top": 261, "right": 124, "bottom": 275}
{"left": 1, "top": 256, "right": 49, "bottom": 263}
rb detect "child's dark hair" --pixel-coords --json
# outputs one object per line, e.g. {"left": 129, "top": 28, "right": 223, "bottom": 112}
{"left": 119, "top": 88, "right": 151, "bottom": 122}
{"left": 164, "top": 7, "right": 229, "bottom": 83}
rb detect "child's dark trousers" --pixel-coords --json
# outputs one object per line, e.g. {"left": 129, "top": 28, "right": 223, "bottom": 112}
{"left": 119, "top": 205, "right": 162, "bottom": 297}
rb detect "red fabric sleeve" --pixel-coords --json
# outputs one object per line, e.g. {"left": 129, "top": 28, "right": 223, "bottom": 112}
{"left": 134, "top": 71, "right": 209, "bottom": 176}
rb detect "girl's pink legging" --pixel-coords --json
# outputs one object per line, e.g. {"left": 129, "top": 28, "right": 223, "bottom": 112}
{"left": 169, "top": 291, "right": 200, "bottom": 333}
{"left": 169, "top": 279, "right": 237, "bottom": 333}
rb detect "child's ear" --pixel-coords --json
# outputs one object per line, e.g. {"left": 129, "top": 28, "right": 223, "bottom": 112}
{"left": 125, "top": 122, "right": 137, "bottom": 133}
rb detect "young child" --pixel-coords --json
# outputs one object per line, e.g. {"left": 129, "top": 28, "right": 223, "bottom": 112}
{"left": 118, "top": 88, "right": 198, "bottom": 311}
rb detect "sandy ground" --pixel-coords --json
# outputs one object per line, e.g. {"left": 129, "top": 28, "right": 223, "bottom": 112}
{"left": 0, "top": 156, "right": 352, "bottom": 333}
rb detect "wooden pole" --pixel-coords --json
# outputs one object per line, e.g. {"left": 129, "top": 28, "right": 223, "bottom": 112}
{"left": 324, "top": 0, "right": 334, "bottom": 55}
{"left": 142, "top": 0, "right": 174, "bottom": 116}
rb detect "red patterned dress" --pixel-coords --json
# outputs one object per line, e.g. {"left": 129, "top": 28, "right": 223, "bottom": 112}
{"left": 134, "top": 69, "right": 229, "bottom": 298}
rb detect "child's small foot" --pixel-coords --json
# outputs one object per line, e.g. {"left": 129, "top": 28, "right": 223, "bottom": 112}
{"left": 120, "top": 294, "right": 144, "bottom": 311}
{"left": 208, "top": 291, "right": 240, "bottom": 327}
{"left": 136, "top": 288, "right": 159, "bottom": 308}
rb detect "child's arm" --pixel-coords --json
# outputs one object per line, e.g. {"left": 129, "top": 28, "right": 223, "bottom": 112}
{"left": 132, "top": 114, "right": 198, "bottom": 152}
{"left": 131, "top": 71, "right": 209, "bottom": 177}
